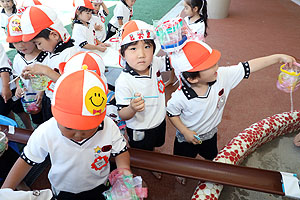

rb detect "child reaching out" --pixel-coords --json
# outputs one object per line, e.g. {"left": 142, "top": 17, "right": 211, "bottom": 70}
{"left": 105, "top": 0, "right": 136, "bottom": 41}
{"left": 90, "top": 0, "right": 109, "bottom": 42}
{"left": 1, "top": 57, "right": 131, "bottom": 199}
{"left": 183, "top": 0, "right": 208, "bottom": 38}
{"left": 72, "top": 0, "right": 109, "bottom": 52}
{"left": 167, "top": 40, "right": 295, "bottom": 184}
{"left": 115, "top": 20, "right": 172, "bottom": 179}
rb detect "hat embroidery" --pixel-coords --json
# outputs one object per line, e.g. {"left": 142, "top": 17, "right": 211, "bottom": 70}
{"left": 11, "top": 18, "right": 22, "bottom": 33}
{"left": 157, "top": 80, "right": 165, "bottom": 94}
{"left": 85, "top": 86, "right": 107, "bottom": 116}
{"left": 82, "top": 64, "right": 88, "bottom": 70}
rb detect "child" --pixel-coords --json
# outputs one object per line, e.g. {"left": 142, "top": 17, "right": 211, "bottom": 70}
{"left": 72, "top": 0, "right": 108, "bottom": 52}
{"left": 0, "top": 0, "right": 16, "bottom": 48}
{"left": 294, "top": 133, "right": 300, "bottom": 146}
{"left": 20, "top": 5, "right": 78, "bottom": 121}
{"left": 0, "top": 43, "right": 33, "bottom": 130}
{"left": 167, "top": 40, "right": 295, "bottom": 184}
{"left": 183, "top": 0, "right": 208, "bottom": 38}
{"left": 115, "top": 20, "right": 172, "bottom": 179}
{"left": 90, "top": 0, "right": 109, "bottom": 42}
{"left": 105, "top": 0, "right": 136, "bottom": 41}
{"left": 2, "top": 61, "right": 131, "bottom": 199}
{"left": 6, "top": 14, "right": 48, "bottom": 125}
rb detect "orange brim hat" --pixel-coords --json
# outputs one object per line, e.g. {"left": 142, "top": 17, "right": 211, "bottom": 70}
{"left": 59, "top": 51, "right": 107, "bottom": 92}
{"left": 6, "top": 15, "right": 23, "bottom": 43}
{"left": 170, "top": 40, "right": 221, "bottom": 73}
{"left": 73, "top": 0, "right": 94, "bottom": 10}
{"left": 52, "top": 70, "right": 107, "bottom": 130}
{"left": 21, "top": 5, "right": 70, "bottom": 42}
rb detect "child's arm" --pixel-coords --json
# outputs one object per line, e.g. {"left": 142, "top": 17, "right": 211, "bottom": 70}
{"left": 115, "top": 151, "right": 131, "bottom": 171}
{"left": 294, "top": 133, "right": 300, "bottom": 147}
{"left": 118, "top": 93, "right": 144, "bottom": 120}
{"left": 169, "top": 116, "right": 201, "bottom": 145}
{"left": 101, "top": 2, "right": 109, "bottom": 15}
{"left": 81, "top": 43, "right": 107, "bottom": 52}
{"left": 1, "top": 72, "right": 12, "bottom": 103}
{"left": 248, "top": 54, "right": 295, "bottom": 73}
{"left": 1, "top": 157, "right": 33, "bottom": 189}
{"left": 22, "top": 64, "right": 60, "bottom": 82}
{"left": 118, "top": 18, "right": 123, "bottom": 27}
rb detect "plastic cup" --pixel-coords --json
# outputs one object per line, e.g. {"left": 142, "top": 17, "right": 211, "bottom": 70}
{"left": 30, "top": 75, "right": 50, "bottom": 91}
{"left": 0, "top": 131, "right": 7, "bottom": 157}
{"left": 277, "top": 63, "right": 300, "bottom": 93}
{"left": 21, "top": 92, "right": 41, "bottom": 114}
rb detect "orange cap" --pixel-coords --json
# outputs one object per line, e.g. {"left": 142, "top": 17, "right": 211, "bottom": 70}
{"left": 73, "top": 0, "right": 94, "bottom": 10}
{"left": 170, "top": 40, "right": 221, "bottom": 72}
{"left": 6, "top": 15, "right": 22, "bottom": 43}
{"left": 52, "top": 70, "right": 107, "bottom": 130}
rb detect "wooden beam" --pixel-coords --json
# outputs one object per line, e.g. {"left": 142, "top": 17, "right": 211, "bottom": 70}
{"left": 0, "top": 124, "right": 284, "bottom": 196}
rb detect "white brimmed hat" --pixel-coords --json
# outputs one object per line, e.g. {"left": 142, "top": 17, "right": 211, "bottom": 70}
{"left": 21, "top": 5, "right": 70, "bottom": 42}
{"left": 52, "top": 70, "right": 107, "bottom": 130}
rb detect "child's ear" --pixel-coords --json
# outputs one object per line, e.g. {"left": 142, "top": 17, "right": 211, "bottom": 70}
{"left": 193, "top": 6, "right": 199, "bottom": 13}
{"left": 49, "top": 30, "right": 61, "bottom": 42}
{"left": 187, "top": 76, "right": 199, "bottom": 84}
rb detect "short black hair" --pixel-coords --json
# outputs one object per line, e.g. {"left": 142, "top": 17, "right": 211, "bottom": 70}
{"left": 182, "top": 71, "right": 200, "bottom": 83}
{"left": 33, "top": 28, "right": 52, "bottom": 40}
{"left": 120, "top": 39, "right": 156, "bottom": 57}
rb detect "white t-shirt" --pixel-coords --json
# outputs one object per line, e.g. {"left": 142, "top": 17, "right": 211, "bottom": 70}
{"left": 22, "top": 117, "right": 127, "bottom": 194}
{"left": 184, "top": 16, "right": 205, "bottom": 37}
{"left": 0, "top": 44, "right": 16, "bottom": 94}
{"left": 90, "top": 9, "right": 108, "bottom": 42}
{"left": 167, "top": 62, "right": 250, "bottom": 136}
{"left": 72, "top": 21, "right": 97, "bottom": 51}
{"left": 115, "top": 56, "right": 172, "bottom": 130}
{"left": 44, "top": 41, "right": 78, "bottom": 100}
{"left": 12, "top": 51, "right": 49, "bottom": 92}
{"left": 108, "top": 0, "right": 132, "bottom": 29}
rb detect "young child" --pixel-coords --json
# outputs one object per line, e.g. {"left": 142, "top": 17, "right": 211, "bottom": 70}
{"left": 90, "top": 0, "right": 109, "bottom": 42}
{"left": 72, "top": 0, "right": 108, "bottom": 52}
{"left": 0, "top": 0, "right": 16, "bottom": 48}
{"left": 167, "top": 40, "right": 295, "bottom": 184}
{"left": 115, "top": 20, "right": 172, "bottom": 179}
{"left": 105, "top": 0, "right": 136, "bottom": 41}
{"left": 6, "top": 14, "right": 48, "bottom": 125}
{"left": 183, "top": 0, "right": 208, "bottom": 38}
{"left": 20, "top": 5, "right": 78, "bottom": 121}
{"left": 0, "top": 43, "right": 33, "bottom": 130}
{"left": 1, "top": 60, "right": 131, "bottom": 199}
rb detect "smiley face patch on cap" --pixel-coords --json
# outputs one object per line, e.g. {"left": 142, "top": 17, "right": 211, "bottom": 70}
{"left": 52, "top": 70, "right": 107, "bottom": 130}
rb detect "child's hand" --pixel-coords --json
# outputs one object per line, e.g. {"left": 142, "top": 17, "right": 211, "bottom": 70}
{"left": 183, "top": 129, "right": 201, "bottom": 145}
{"left": 15, "top": 87, "right": 24, "bottom": 99}
{"left": 94, "top": 23, "right": 103, "bottom": 31}
{"left": 22, "top": 64, "right": 47, "bottom": 78}
{"left": 104, "top": 43, "right": 111, "bottom": 47}
{"left": 129, "top": 93, "right": 145, "bottom": 112}
{"left": 97, "top": 44, "right": 107, "bottom": 52}
{"left": 1, "top": 86, "right": 12, "bottom": 103}
{"left": 36, "top": 91, "right": 44, "bottom": 107}
{"left": 278, "top": 54, "right": 296, "bottom": 67}
{"left": 294, "top": 133, "right": 300, "bottom": 147}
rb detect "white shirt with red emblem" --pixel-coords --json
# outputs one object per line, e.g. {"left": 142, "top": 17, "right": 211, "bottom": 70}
{"left": 115, "top": 56, "right": 171, "bottom": 130}
{"left": 72, "top": 21, "right": 97, "bottom": 51}
{"left": 22, "top": 117, "right": 127, "bottom": 194}
{"left": 167, "top": 63, "right": 249, "bottom": 136}
{"left": 108, "top": 0, "right": 132, "bottom": 29}
{"left": 90, "top": 9, "right": 108, "bottom": 42}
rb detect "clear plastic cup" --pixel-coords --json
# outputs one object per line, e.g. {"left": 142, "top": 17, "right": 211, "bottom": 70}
{"left": 277, "top": 62, "right": 300, "bottom": 93}
{"left": 21, "top": 92, "right": 41, "bottom": 114}
{"left": 0, "top": 131, "right": 7, "bottom": 157}
{"left": 30, "top": 75, "right": 50, "bottom": 91}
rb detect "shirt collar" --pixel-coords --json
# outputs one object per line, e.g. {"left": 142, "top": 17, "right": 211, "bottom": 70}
{"left": 71, "top": 121, "right": 104, "bottom": 145}
{"left": 121, "top": 0, "right": 131, "bottom": 10}
{"left": 181, "top": 79, "right": 217, "bottom": 100}
{"left": 53, "top": 39, "right": 74, "bottom": 54}
{"left": 123, "top": 63, "right": 152, "bottom": 77}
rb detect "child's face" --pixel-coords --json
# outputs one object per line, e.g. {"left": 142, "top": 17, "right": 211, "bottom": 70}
{"left": 198, "top": 63, "right": 219, "bottom": 83}
{"left": 183, "top": 1, "right": 195, "bottom": 17}
{"left": 125, "top": 0, "right": 136, "bottom": 8}
{"left": 77, "top": 9, "right": 93, "bottom": 23}
{"left": 92, "top": 2, "right": 101, "bottom": 12}
{"left": 124, "top": 40, "right": 154, "bottom": 76}
{"left": 32, "top": 31, "right": 60, "bottom": 53}
{"left": 0, "top": 0, "right": 14, "bottom": 10}
{"left": 13, "top": 41, "right": 36, "bottom": 55}
{"left": 57, "top": 123, "right": 99, "bottom": 142}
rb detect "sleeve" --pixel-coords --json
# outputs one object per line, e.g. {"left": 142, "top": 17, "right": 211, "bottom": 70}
{"left": 153, "top": 55, "right": 172, "bottom": 73}
{"left": 108, "top": 118, "right": 128, "bottom": 157}
{"left": 218, "top": 62, "right": 249, "bottom": 89}
{"left": 0, "top": 44, "right": 12, "bottom": 74}
{"left": 115, "top": 74, "right": 133, "bottom": 109}
{"left": 114, "top": 3, "right": 124, "bottom": 19}
{"left": 166, "top": 91, "right": 182, "bottom": 117}
{"left": 72, "top": 24, "right": 88, "bottom": 48}
{"left": 21, "top": 127, "right": 49, "bottom": 165}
